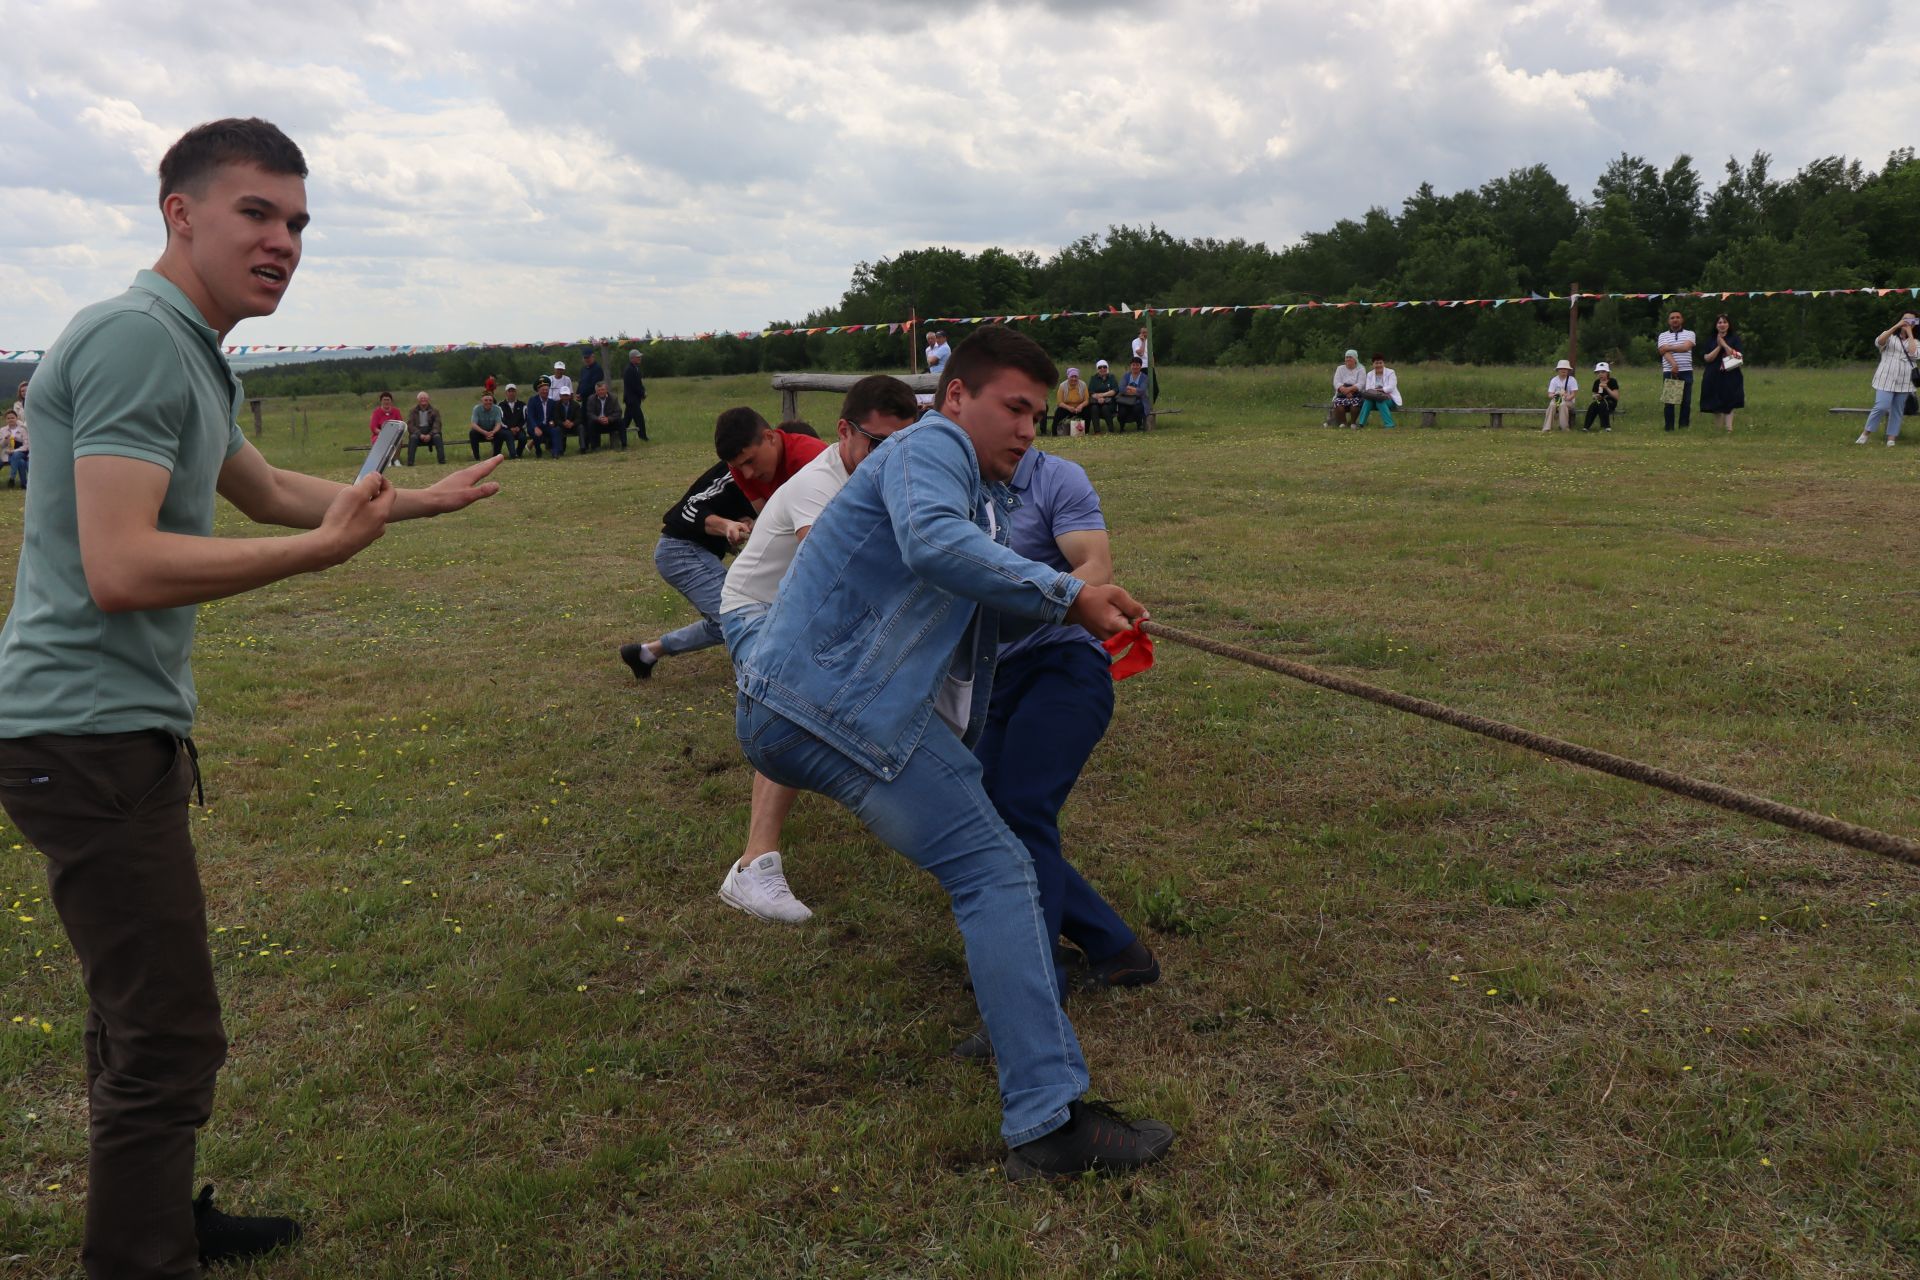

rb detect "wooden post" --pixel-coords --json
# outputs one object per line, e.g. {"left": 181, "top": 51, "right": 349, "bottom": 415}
{"left": 1143, "top": 309, "right": 1157, "bottom": 429}
{"left": 781, "top": 386, "right": 799, "bottom": 422}
{"left": 1568, "top": 281, "right": 1580, "bottom": 373}
{"left": 248, "top": 398, "right": 264, "bottom": 438}
{"left": 909, "top": 306, "right": 918, "bottom": 373}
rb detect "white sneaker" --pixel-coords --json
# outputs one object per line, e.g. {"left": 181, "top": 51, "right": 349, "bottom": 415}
{"left": 719, "top": 852, "right": 813, "bottom": 923}
{"left": 1856, "top": 432, "right": 1872, "bottom": 444}
{"left": 1890, "top": 437, "right": 1899, "bottom": 448}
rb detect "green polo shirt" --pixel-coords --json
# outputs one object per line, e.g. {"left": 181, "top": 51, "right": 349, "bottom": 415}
{"left": 0, "top": 270, "right": 246, "bottom": 738}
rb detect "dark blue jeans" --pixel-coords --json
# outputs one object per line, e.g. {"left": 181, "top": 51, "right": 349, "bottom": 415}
{"left": 976, "top": 640, "right": 1138, "bottom": 999}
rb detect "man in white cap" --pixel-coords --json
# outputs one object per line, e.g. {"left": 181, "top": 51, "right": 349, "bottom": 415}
{"left": 548, "top": 359, "right": 573, "bottom": 403}
{"left": 1542, "top": 358, "right": 1579, "bottom": 432}
{"left": 1086, "top": 358, "right": 1119, "bottom": 433}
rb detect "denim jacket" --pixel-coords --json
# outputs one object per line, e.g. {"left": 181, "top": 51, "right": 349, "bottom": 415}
{"left": 733, "top": 411, "right": 1084, "bottom": 780}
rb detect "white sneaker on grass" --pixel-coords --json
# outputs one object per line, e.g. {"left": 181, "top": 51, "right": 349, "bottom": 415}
{"left": 719, "top": 852, "right": 813, "bottom": 923}
{"left": 1856, "top": 432, "right": 1872, "bottom": 444}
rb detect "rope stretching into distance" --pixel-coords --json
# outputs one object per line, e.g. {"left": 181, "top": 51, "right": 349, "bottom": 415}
{"left": 1140, "top": 621, "right": 1920, "bottom": 871}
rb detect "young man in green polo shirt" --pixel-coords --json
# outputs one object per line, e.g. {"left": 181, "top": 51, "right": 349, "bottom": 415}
{"left": 0, "top": 118, "right": 504, "bottom": 1279}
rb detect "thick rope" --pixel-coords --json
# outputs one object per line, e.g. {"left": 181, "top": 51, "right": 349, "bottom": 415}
{"left": 1141, "top": 621, "right": 1920, "bottom": 870}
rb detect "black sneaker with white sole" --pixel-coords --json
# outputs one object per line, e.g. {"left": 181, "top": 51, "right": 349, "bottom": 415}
{"left": 1004, "top": 1099, "right": 1174, "bottom": 1182}
{"left": 194, "top": 1184, "right": 302, "bottom": 1264}
{"left": 1089, "top": 940, "right": 1161, "bottom": 990}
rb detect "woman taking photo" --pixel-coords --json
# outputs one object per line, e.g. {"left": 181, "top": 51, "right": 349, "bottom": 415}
{"left": 1858, "top": 313, "right": 1919, "bottom": 447}
{"left": 1697, "top": 314, "right": 1745, "bottom": 433}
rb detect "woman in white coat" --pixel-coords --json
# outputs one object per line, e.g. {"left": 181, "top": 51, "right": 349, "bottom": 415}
{"left": 1356, "top": 353, "right": 1400, "bottom": 428}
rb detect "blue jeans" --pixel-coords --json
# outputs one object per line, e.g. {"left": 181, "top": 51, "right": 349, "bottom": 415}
{"left": 1357, "top": 397, "right": 1395, "bottom": 427}
{"left": 7, "top": 451, "right": 24, "bottom": 487}
{"left": 736, "top": 695, "right": 1087, "bottom": 1144}
{"left": 1864, "top": 387, "right": 1907, "bottom": 439}
{"left": 976, "top": 641, "right": 1137, "bottom": 999}
{"left": 652, "top": 536, "right": 728, "bottom": 656}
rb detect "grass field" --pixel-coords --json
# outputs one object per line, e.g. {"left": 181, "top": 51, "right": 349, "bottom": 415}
{"left": 3, "top": 363, "right": 1918, "bottom": 1278}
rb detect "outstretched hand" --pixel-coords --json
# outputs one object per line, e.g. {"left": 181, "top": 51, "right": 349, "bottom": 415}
{"left": 393, "top": 454, "right": 505, "bottom": 520}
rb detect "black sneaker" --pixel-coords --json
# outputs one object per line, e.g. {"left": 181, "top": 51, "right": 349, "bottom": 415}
{"left": 619, "top": 643, "right": 654, "bottom": 681}
{"left": 949, "top": 1021, "right": 994, "bottom": 1062}
{"left": 1089, "top": 940, "right": 1161, "bottom": 989}
{"left": 194, "top": 1184, "right": 302, "bottom": 1264}
{"left": 1004, "top": 1099, "right": 1175, "bottom": 1182}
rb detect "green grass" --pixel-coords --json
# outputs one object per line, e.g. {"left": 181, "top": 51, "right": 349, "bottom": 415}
{"left": 3, "top": 365, "right": 1917, "bottom": 1277}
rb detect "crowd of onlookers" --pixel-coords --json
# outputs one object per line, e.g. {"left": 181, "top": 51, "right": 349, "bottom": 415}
{"left": 370, "top": 348, "right": 652, "bottom": 463}
{"left": 1033, "top": 327, "right": 1157, "bottom": 436}
{"left": 4, "top": 380, "right": 29, "bottom": 488}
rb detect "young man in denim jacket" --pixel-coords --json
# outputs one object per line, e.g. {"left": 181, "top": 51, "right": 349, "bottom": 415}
{"left": 729, "top": 326, "right": 1175, "bottom": 1182}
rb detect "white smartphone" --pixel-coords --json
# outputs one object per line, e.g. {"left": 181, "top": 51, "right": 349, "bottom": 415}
{"left": 358, "top": 422, "right": 405, "bottom": 482}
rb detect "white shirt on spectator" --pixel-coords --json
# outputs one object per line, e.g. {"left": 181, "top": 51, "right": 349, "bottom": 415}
{"left": 927, "top": 340, "right": 950, "bottom": 377}
{"left": 1871, "top": 333, "right": 1919, "bottom": 394}
{"left": 548, "top": 374, "right": 573, "bottom": 400}
{"left": 720, "top": 444, "right": 852, "bottom": 615}
{"left": 1657, "top": 329, "right": 1695, "bottom": 373}
{"left": 1363, "top": 367, "right": 1401, "bottom": 405}
{"left": 1333, "top": 364, "right": 1362, "bottom": 392}
{"left": 1132, "top": 335, "right": 1150, "bottom": 367}
{"left": 1547, "top": 374, "right": 1580, "bottom": 398}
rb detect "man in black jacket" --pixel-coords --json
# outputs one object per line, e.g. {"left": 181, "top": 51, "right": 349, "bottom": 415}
{"left": 619, "top": 447, "right": 756, "bottom": 679}
{"left": 498, "top": 383, "right": 528, "bottom": 458}
{"left": 622, "top": 349, "right": 649, "bottom": 441}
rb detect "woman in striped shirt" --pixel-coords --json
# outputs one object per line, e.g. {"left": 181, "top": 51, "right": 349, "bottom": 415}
{"left": 1857, "top": 314, "right": 1919, "bottom": 447}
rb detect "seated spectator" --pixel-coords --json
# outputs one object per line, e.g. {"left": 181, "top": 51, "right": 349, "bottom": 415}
{"left": 1051, "top": 368, "right": 1091, "bottom": 436}
{"left": 1331, "top": 350, "right": 1363, "bottom": 427}
{"left": 1116, "top": 357, "right": 1150, "bottom": 431}
{"left": 2, "top": 407, "right": 26, "bottom": 490}
{"left": 469, "top": 393, "right": 505, "bottom": 458}
{"left": 1541, "top": 359, "right": 1578, "bottom": 432}
{"left": 1086, "top": 359, "right": 1119, "bottom": 432}
{"left": 499, "top": 383, "right": 528, "bottom": 457}
{"left": 367, "top": 390, "right": 404, "bottom": 444}
{"left": 550, "top": 390, "right": 578, "bottom": 457}
{"left": 406, "top": 391, "right": 446, "bottom": 465}
{"left": 583, "top": 380, "right": 623, "bottom": 450}
{"left": 1356, "top": 354, "right": 1399, "bottom": 428}
{"left": 526, "top": 377, "right": 554, "bottom": 457}
{"left": 1583, "top": 362, "right": 1619, "bottom": 432}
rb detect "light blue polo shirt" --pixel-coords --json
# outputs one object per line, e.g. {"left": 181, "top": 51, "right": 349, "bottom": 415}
{"left": 0, "top": 270, "right": 247, "bottom": 738}
{"left": 999, "top": 447, "right": 1107, "bottom": 663}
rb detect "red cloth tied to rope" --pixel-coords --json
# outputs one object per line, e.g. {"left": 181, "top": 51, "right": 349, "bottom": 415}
{"left": 1103, "top": 625, "right": 1155, "bottom": 680}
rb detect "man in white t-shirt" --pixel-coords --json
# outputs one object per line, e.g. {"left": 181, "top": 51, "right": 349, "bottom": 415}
{"left": 547, "top": 359, "right": 573, "bottom": 402}
{"left": 1657, "top": 310, "right": 1695, "bottom": 431}
{"left": 714, "top": 374, "right": 919, "bottom": 922}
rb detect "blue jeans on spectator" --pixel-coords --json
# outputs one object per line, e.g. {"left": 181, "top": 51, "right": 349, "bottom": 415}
{"left": 736, "top": 693, "right": 1087, "bottom": 1144}
{"left": 1864, "top": 387, "right": 1907, "bottom": 439}
{"left": 1662, "top": 371, "right": 1693, "bottom": 430}
{"left": 652, "top": 536, "right": 728, "bottom": 656}
{"left": 7, "top": 451, "right": 25, "bottom": 488}
{"left": 1357, "top": 397, "right": 1395, "bottom": 427}
{"left": 976, "top": 641, "right": 1138, "bottom": 1000}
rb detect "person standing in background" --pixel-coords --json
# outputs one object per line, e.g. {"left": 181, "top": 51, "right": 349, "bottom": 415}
{"left": 1697, "top": 314, "right": 1745, "bottom": 434}
{"left": 623, "top": 349, "right": 650, "bottom": 442}
{"left": 1856, "top": 312, "right": 1919, "bottom": 447}
{"left": 1657, "top": 310, "right": 1695, "bottom": 431}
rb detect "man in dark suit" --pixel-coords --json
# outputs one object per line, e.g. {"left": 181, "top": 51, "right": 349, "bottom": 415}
{"left": 583, "top": 381, "right": 623, "bottom": 451}
{"left": 622, "top": 349, "right": 649, "bottom": 441}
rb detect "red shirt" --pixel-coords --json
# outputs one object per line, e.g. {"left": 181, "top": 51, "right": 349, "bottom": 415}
{"left": 730, "top": 429, "right": 828, "bottom": 505}
{"left": 368, "top": 404, "right": 404, "bottom": 443}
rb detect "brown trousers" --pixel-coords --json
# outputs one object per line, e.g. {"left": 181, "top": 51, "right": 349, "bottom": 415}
{"left": 0, "top": 730, "right": 225, "bottom": 1280}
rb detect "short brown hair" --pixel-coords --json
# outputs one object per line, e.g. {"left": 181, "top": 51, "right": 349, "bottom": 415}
{"left": 158, "top": 118, "right": 307, "bottom": 213}
{"left": 936, "top": 326, "right": 1057, "bottom": 410}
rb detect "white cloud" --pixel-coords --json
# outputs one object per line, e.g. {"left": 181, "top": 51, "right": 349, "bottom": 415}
{"left": 0, "top": 0, "right": 1908, "bottom": 348}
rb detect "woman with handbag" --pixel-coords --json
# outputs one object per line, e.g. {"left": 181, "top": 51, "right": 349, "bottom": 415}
{"left": 1857, "top": 313, "right": 1920, "bottom": 448}
{"left": 1356, "top": 353, "right": 1400, "bottom": 428}
{"left": 1698, "top": 314, "right": 1745, "bottom": 433}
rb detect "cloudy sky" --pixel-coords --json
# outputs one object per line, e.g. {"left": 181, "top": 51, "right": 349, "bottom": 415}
{"left": 1, "top": 0, "right": 1910, "bottom": 349}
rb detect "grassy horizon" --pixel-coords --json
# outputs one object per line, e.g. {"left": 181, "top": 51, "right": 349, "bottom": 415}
{"left": 3, "top": 364, "right": 1917, "bottom": 1277}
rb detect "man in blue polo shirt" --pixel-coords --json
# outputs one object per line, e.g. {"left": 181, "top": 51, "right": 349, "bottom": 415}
{"left": 950, "top": 447, "right": 1157, "bottom": 1060}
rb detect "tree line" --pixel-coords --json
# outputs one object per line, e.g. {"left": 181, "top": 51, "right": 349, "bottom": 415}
{"left": 228, "top": 147, "right": 1920, "bottom": 398}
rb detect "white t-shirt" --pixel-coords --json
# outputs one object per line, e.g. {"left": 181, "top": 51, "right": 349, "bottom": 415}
{"left": 1132, "top": 335, "right": 1150, "bottom": 367}
{"left": 1547, "top": 374, "right": 1580, "bottom": 398}
{"left": 927, "top": 341, "right": 951, "bottom": 376}
{"left": 719, "top": 443, "right": 852, "bottom": 614}
{"left": 547, "top": 374, "right": 573, "bottom": 400}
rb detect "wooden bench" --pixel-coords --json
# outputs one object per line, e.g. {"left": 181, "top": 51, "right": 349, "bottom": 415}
{"left": 1306, "top": 403, "right": 1626, "bottom": 428}
{"left": 771, "top": 372, "right": 937, "bottom": 424}
{"left": 1828, "top": 407, "right": 1872, "bottom": 416}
